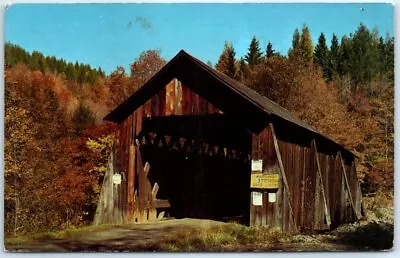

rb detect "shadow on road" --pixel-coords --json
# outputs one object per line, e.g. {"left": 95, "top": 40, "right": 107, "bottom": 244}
{"left": 327, "top": 221, "right": 393, "bottom": 251}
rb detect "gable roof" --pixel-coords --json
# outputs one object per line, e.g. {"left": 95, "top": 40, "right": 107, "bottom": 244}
{"left": 104, "top": 50, "right": 355, "bottom": 159}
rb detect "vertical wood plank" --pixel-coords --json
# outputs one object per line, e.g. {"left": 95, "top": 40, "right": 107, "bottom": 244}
{"left": 182, "top": 84, "right": 191, "bottom": 115}
{"left": 135, "top": 107, "right": 144, "bottom": 222}
{"left": 339, "top": 152, "right": 360, "bottom": 220}
{"left": 151, "top": 95, "right": 160, "bottom": 117}
{"left": 312, "top": 140, "right": 331, "bottom": 228}
{"left": 175, "top": 79, "right": 183, "bottom": 115}
{"left": 199, "top": 92, "right": 207, "bottom": 115}
{"left": 250, "top": 132, "right": 260, "bottom": 227}
{"left": 127, "top": 112, "right": 137, "bottom": 221}
{"left": 165, "top": 79, "right": 175, "bottom": 115}
{"left": 159, "top": 87, "right": 166, "bottom": 116}
{"left": 143, "top": 99, "right": 152, "bottom": 118}
{"left": 269, "top": 123, "right": 297, "bottom": 232}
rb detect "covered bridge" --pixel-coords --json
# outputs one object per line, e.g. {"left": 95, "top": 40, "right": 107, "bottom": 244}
{"left": 94, "top": 50, "right": 365, "bottom": 232}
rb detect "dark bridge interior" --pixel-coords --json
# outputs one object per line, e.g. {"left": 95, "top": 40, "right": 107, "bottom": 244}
{"left": 139, "top": 115, "right": 252, "bottom": 223}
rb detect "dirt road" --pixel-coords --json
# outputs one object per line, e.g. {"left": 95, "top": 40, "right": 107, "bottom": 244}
{"left": 6, "top": 219, "right": 225, "bottom": 252}
{"left": 5, "top": 218, "right": 393, "bottom": 252}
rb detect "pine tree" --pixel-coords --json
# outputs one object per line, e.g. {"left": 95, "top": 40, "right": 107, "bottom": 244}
{"left": 72, "top": 103, "right": 95, "bottom": 135}
{"left": 292, "top": 28, "right": 300, "bottom": 49}
{"left": 384, "top": 35, "right": 394, "bottom": 80}
{"left": 216, "top": 41, "right": 237, "bottom": 78}
{"left": 66, "top": 62, "right": 77, "bottom": 81}
{"left": 29, "top": 51, "right": 41, "bottom": 71}
{"left": 314, "top": 33, "right": 329, "bottom": 78}
{"left": 245, "top": 36, "right": 263, "bottom": 66}
{"left": 350, "top": 23, "right": 380, "bottom": 86}
{"left": 337, "top": 35, "right": 353, "bottom": 77}
{"left": 378, "top": 34, "right": 394, "bottom": 79}
{"left": 299, "top": 25, "right": 314, "bottom": 62}
{"left": 288, "top": 28, "right": 302, "bottom": 58}
{"left": 266, "top": 41, "right": 275, "bottom": 59}
{"left": 327, "top": 33, "right": 340, "bottom": 80}
{"left": 4, "top": 43, "right": 105, "bottom": 83}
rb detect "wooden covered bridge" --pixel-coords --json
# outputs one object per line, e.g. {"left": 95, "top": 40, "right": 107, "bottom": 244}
{"left": 94, "top": 50, "right": 364, "bottom": 232}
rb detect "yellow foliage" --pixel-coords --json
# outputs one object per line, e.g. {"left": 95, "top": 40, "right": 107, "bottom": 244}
{"left": 86, "top": 135, "right": 114, "bottom": 153}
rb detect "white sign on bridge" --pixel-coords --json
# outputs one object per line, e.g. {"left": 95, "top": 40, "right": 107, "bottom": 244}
{"left": 112, "top": 174, "right": 122, "bottom": 185}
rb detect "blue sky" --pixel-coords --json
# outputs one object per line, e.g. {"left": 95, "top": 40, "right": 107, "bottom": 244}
{"left": 5, "top": 3, "right": 394, "bottom": 74}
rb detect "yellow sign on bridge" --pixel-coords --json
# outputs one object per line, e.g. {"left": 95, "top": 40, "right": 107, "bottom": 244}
{"left": 250, "top": 173, "right": 279, "bottom": 189}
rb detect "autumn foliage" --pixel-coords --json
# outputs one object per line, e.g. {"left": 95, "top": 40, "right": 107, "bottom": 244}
{"left": 217, "top": 23, "right": 394, "bottom": 202}
{"left": 4, "top": 50, "right": 166, "bottom": 236}
{"left": 4, "top": 24, "right": 393, "bottom": 236}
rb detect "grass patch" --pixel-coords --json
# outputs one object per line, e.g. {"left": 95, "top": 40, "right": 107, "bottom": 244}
{"left": 5, "top": 224, "right": 115, "bottom": 246}
{"left": 139, "top": 223, "right": 289, "bottom": 251}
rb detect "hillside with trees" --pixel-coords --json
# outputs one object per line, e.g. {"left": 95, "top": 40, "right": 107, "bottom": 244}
{"left": 4, "top": 48, "right": 165, "bottom": 235}
{"left": 215, "top": 23, "right": 394, "bottom": 204}
{"left": 4, "top": 23, "right": 393, "bottom": 237}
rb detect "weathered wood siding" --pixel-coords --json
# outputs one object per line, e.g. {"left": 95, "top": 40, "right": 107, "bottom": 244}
{"left": 149, "top": 78, "right": 221, "bottom": 117}
{"left": 249, "top": 124, "right": 363, "bottom": 231}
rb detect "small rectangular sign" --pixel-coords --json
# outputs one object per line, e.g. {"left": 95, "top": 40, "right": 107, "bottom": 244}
{"left": 251, "top": 160, "right": 263, "bottom": 172}
{"left": 268, "top": 192, "right": 277, "bottom": 203}
{"left": 250, "top": 173, "right": 279, "bottom": 189}
{"left": 252, "top": 192, "right": 263, "bottom": 206}
{"left": 112, "top": 174, "right": 122, "bottom": 185}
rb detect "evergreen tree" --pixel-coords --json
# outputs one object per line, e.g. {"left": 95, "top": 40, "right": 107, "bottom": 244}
{"left": 266, "top": 41, "right": 275, "bottom": 59}
{"left": 66, "top": 62, "right": 77, "bottom": 81}
{"left": 4, "top": 43, "right": 14, "bottom": 68}
{"left": 337, "top": 35, "right": 353, "bottom": 77}
{"left": 299, "top": 25, "right": 314, "bottom": 62}
{"left": 350, "top": 23, "right": 380, "bottom": 86}
{"left": 378, "top": 34, "right": 394, "bottom": 80}
{"left": 385, "top": 36, "right": 394, "bottom": 80}
{"left": 245, "top": 36, "right": 263, "bottom": 66}
{"left": 327, "top": 33, "right": 340, "bottom": 80}
{"left": 98, "top": 67, "right": 105, "bottom": 77}
{"left": 292, "top": 28, "right": 300, "bottom": 50}
{"left": 216, "top": 41, "right": 237, "bottom": 78}
{"left": 72, "top": 103, "right": 95, "bottom": 135}
{"left": 29, "top": 51, "right": 41, "bottom": 71}
{"left": 4, "top": 43, "right": 105, "bottom": 83}
{"left": 314, "top": 33, "right": 329, "bottom": 78}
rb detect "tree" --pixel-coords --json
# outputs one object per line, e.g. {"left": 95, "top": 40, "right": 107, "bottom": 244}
{"left": 349, "top": 24, "right": 380, "bottom": 87}
{"left": 65, "top": 62, "right": 77, "bottom": 81}
{"left": 377, "top": 34, "right": 394, "bottom": 80}
{"left": 245, "top": 36, "right": 263, "bottom": 66}
{"left": 106, "top": 66, "right": 132, "bottom": 105}
{"left": 266, "top": 41, "right": 275, "bottom": 59}
{"left": 235, "top": 58, "right": 248, "bottom": 83}
{"left": 327, "top": 33, "right": 340, "bottom": 81}
{"left": 29, "top": 51, "right": 41, "bottom": 71}
{"left": 244, "top": 55, "right": 300, "bottom": 107}
{"left": 314, "top": 33, "right": 329, "bottom": 79}
{"left": 292, "top": 28, "right": 301, "bottom": 49}
{"left": 299, "top": 25, "right": 314, "bottom": 62}
{"left": 4, "top": 43, "right": 105, "bottom": 84}
{"left": 72, "top": 103, "right": 95, "bottom": 135}
{"left": 130, "top": 50, "right": 166, "bottom": 89}
{"left": 216, "top": 41, "right": 237, "bottom": 78}
{"left": 288, "top": 28, "right": 301, "bottom": 58}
